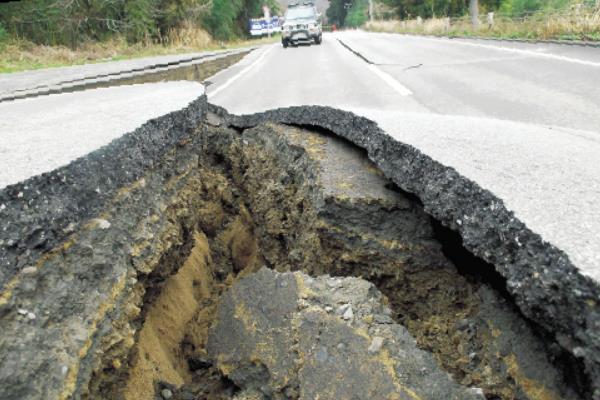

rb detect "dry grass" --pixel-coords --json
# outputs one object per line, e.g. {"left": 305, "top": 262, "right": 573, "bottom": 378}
{"left": 0, "top": 25, "right": 278, "bottom": 74}
{"left": 365, "top": 7, "right": 600, "bottom": 42}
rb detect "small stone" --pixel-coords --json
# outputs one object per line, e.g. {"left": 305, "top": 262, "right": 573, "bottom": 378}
{"left": 22, "top": 266, "right": 37, "bottom": 274}
{"left": 342, "top": 306, "right": 354, "bottom": 321}
{"left": 17, "top": 192, "right": 23, "bottom": 198}
{"left": 161, "top": 388, "right": 173, "bottom": 399}
{"left": 63, "top": 222, "right": 77, "bottom": 234}
{"left": 469, "top": 387, "right": 485, "bottom": 397}
{"left": 27, "top": 312, "right": 36, "bottom": 320}
{"left": 336, "top": 303, "right": 350, "bottom": 315}
{"left": 368, "top": 337, "right": 384, "bottom": 354}
{"left": 90, "top": 218, "right": 111, "bottom": 230}
{"left": 573, "top": 347, "right": 585, "bottom": 358}
{"left": 0, "top": 203, "right": 5, "bottom": 210}
{"left": 17, "top": 309, "right": 28, "bottom": 316}
{"left": 337, "top": 343, "right": 345, "bottom": 351}
{"left": 324, "top": 306, "right": 333, "bottom": 312}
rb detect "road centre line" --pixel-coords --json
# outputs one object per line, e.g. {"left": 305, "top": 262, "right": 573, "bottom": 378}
{"left": 208, "top": 44, "right": 276, "bottom": 99}
{"left": 367, "top": 64, "right": 413, "bottom": 96}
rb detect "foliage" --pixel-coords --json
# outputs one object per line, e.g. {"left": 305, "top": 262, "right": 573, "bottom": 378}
{"left": 498, "top": 0, "right": 573, "bottom": 16}
{"left": 381, "top": 0, "right": 504, "bottom": 18}
{"left": 327, "top": 0, "right": 350, "bottom": 25}
{"left": 0, "top": 22, "right": 7, "bottom": 43}
{"left": 345, "top": 0, "right": 369, "bottom": 26}
{"left": 0, "top": 0, "right": 280, "bottom": 47}
{"left": 125, "top": 0, "right": 158, "bottom": 43}
{"left": 378, "top": 0, "right": 585, "bottom": 19}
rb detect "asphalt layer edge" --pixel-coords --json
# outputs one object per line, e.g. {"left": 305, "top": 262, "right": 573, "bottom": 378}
{"left": 208, "top": 103, "right": 600, "bottom": 397}
{"left": 0, "top": 97, "right": 598, "bottom": 396}
{"left": 0, "top": 95, "right": 206, "bottom": 286}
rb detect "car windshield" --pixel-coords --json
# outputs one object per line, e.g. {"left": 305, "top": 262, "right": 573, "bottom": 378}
{"left": 285, "top": 7, "right": 315, "bottom": 20}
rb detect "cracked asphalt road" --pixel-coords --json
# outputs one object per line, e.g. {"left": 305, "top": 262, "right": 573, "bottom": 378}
{"left": 208, "top": 32, "right": 600, "bottom": 283}
{"left": 1, "top": 31, "right": 599, "bottom": 284}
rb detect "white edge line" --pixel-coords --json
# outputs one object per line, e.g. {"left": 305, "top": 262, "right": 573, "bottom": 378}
{"left": 367, "top": 64, "right": 413, "bottom": 96}
{"left": 208, "top": 45, "right": 276, "bottom": 99}
{"left": 382, "top": 32, "right": 600, "bottom": 68}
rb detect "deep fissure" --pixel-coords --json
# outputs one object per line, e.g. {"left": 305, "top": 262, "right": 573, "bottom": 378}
{"left": 83, "top": 118, "right": 585, "bottom": 400}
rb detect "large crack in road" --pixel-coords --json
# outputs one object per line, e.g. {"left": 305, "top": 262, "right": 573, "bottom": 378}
{"left": 1, "top": 96, "right": 597, "bottom": 400}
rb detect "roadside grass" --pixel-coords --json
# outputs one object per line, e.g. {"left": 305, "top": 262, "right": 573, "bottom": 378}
{"left": 365, "top": 7, "right": 600, "bottom": 42}
{"left": 0, "top": 26, "right": 279, "bottom": 74}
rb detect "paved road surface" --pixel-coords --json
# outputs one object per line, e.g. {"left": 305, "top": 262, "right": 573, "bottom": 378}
{"left": 1, "top": 32, "right": 599, "bottom": 282}
{"left": 210, "top": 31, "right": 600, "bottom": 132}
{"left": 0, "top": 82, "right": 204, "bottom": 188}
{"left": 208, "top": 31, "right": 600, "bottom": 282}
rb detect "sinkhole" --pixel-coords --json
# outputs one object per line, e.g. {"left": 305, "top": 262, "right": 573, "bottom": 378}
{"left": 82, "top": 117, "right": 586, "bottom": 400}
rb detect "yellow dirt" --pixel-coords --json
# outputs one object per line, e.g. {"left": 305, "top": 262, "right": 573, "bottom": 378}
{"left": 504, "top": 354, "right": 561, "bottom": 400}
{"left": 123, "top": 232, "right": 214, "bottom": 400}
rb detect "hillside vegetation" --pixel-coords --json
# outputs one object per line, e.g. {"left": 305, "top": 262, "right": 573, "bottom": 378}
{"left": 0, "top": 0, "right": 282, "bottom": 73}
{"left": 329, "top": 0, "right": 600, "bottom": 41}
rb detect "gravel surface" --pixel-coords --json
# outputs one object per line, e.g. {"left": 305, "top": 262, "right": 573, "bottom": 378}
{"left": 0, "top": 81, "right": 204, "bottom": 188}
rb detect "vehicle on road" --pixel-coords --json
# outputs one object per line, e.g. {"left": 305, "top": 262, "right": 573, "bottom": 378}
{"left": 281, "top": 2, "right": 322, "bottom": 48}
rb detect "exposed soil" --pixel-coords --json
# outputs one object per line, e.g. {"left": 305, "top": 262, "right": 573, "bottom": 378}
{"left": 84, "top": 119, "right": 583, "bottom": 400}
{"left": 0, "top": 100, "right": 591, "bottom": 399}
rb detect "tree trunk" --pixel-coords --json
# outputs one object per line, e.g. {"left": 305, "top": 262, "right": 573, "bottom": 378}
{"left": 469, "top": 0, "right": 480, "bottom": 29}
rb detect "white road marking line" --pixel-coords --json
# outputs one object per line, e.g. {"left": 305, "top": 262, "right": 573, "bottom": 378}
{"left": 208, "top": 45, "right": 276, "bottom": 99}
{"left": 406, "top": 35, "right": 600, "bottom": 68}
{"left": 367, "top": 64, "right": 413, "bottom": 96}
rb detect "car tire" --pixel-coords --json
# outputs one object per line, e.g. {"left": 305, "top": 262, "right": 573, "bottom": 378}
{"left": 315, "top": 35, "right": 322, "bottom": 45}
{"left": 282, "top": 40, "right": 289, "bottom": 48}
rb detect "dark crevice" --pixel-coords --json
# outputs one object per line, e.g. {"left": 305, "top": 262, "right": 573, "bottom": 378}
{"left": 431, "top": 214, "right": 592, "bottom": 399}
{"left": 431, "top": 218, "right": 512, "bottom": 300}
{"left": 384, "top": 181, "right": 424, "bottom": 206}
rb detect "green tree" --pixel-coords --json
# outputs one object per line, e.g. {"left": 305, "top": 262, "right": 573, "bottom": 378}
{"left": 125, "top": 0, "right": 158, "bottom": 42}
{"left": 345, "top": 0, "right": 369, "bottom": 26}
{"left": 0, "top": 22, "right": 7, "bottom": 43}
{"left": 327, "top": 0, "right": 349, "bottom": 25}
{"left": 203, "top": 0, "right": 243, "bottom": 40}
{"left": 0, "top": 0, "right": 282, "bottom": 47}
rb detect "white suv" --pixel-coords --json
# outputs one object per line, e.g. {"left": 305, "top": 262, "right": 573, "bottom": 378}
{"left": 281, "top": 3, "right": 322, "bottom": 48}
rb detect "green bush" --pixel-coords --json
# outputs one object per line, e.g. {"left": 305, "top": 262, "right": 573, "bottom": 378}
{"left": 0, "top": 22, "right": 7, "bottom": 43}
{"left": 345, "top": 0, "right": 369, "bottom": 27}
{"left": 125, "top": 0, "right": 158, "bottom": 43}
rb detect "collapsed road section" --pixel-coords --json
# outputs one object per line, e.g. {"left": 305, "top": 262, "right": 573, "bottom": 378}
{"left": 0, "top": 48, "right": 250, "bottom": 103}
{"left": 0, "top": 95, "right": 598, "bottom": 400}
